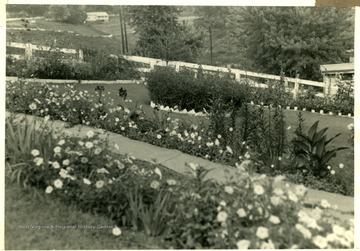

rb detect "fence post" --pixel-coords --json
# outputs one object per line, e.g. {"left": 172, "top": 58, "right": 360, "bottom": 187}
{"left": 149, "top": 62, "right": 154, "bottom": 70}
{"left": 78, "top": 49, "right": 83, "bottom": 61}
{"left": 175, "top": 64, "right": 180, "bottom": 72}
{"left": 24, "top": 43, "right": 32, "bottom": 60}
{"left": 235, "top": 71, "right": 241, "bottom": 82}
{"left": 293, "top": 73, "right": 299, "bottom": 100}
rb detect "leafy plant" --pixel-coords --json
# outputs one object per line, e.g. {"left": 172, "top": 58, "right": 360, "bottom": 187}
{"left": 291, "top": 120, "right": 348, "bottom": 177}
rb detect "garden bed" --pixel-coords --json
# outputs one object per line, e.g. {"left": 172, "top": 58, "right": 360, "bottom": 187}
{"left": 5, "top": 80, "right": 354, "bottom": 196}
{"left": 5, "top": 113, "right": 354, "bottom": 249}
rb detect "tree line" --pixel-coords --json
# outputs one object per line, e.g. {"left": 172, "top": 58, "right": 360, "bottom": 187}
{"left": 7, "top": 5, "right": 354, "bottom": 81}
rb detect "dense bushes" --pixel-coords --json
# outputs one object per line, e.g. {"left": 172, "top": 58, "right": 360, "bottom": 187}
{"left": 6, "top": 49, "right": 141, "bottom": 80}
{"left": 146, "top": 67, "right": 251, "bottom": 112}
{"left": 5, "top": 115, "right": 354, "bottom": 248}
{"left": 146, "top": 67, "right": 354, "bottom": 115}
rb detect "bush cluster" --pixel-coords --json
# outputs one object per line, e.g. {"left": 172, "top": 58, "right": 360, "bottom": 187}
{"left": 146, "top": 67, "right": 354, "bottom": 115}
{"left": 6, "top": 49, "right": 141, "bottom": 80}
{"left": 5, "top": 116, "right": 354, "bottom": 249}
{"left": 146, "top": 67, "right": 251, "bottom": 112}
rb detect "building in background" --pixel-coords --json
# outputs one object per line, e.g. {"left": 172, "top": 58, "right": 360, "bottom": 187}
{"left": 86, "top": 12, "right": 109, "bottom": 22}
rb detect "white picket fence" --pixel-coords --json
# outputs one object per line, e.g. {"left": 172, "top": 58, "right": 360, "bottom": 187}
{"left": 6, "top": 42, "right": 329, "bottom": 98}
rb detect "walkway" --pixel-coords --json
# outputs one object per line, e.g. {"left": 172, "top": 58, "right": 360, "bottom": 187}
{"left": 7, "top": 113, "right": 354, "bottom": 220}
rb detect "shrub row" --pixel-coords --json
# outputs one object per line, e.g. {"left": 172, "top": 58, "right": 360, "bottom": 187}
{"left": 6, "top": 50, "right": 141, "bottom": 80}
{"left": 5, "top": 115, "right": 354, "bottom": 249}
{"left": 146, "top": 67, "right": 354, "bottom": 114}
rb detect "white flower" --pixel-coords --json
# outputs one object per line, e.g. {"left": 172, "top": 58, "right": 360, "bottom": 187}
{"left": 312, "top": 235, "right": 328, "bottom": 249}
{"left": 260, "top": 239, "right": 275, "bottom": 249}
{"left": 58, "top": 139, "right": 65, "bottom": 145}
{"left": 219, "top": 200, "right": 227, "bottom": 207}
{"left": 224, "top": 186, "right": 234, "bottom": 194}
{"left": 339, "top": 163, "right": 344, "bottom": 169}
{"left": 94, "top": 148, "right": 102, "bottom": 155}
{"left": 320, "top": 199, "right": 331, "bottom": 209}
{"left": 156, "top": 134, "right": 162, "bottom": 139}
{"left": 296, "top": 224, "right": 312, "bottom": 239}
{"left": 85, "top": 142, "right": 94, "bottom": 149}
{"left": 31, "top": 149, "right": 40, "bottom": 157}
{"left": 295, "top": 184, "right": 307, "bottom": 197}
{"left": 45, "top": 186, "right": 53, "bottom": 194}
{"left": 86, "top": 130, "right": 94, "bottom": 138}
{"left": 256, "top": 227, "right": 269, "bottom": 239}
{"left": 83, "top": 178, "right": 91, "bottom": 185}
{"left": 217, "top": 211, "right": 228, "bottom": 222}
{"left": 254, "top": 185, "right": 265, "bottom": 195}
{"left": 96, "top": 168, "right": 109, "bottom": 174}
{"left": 269, "top": 215, "right": 280, "bottom": 224}
{"left": 29, "top": 102, "right": 37, "bottom": 110}
{"left": 44, "top": 115, "right": 50, "bottom": 122}
{"left": 270, "top": 196, "right": 282, "bottom": 206}
{"left": 53, "top": 179, "right": 63, "bottom": 189}
{"left": 287, "top": 191, "right": 298, "bottom": 202}
{"left": 154, "top": 167, "right": 162, "bottom": 180}
{"left": 347, "top": 123, "right": 354, "bottom": 130}
{"left": 273, "top": 188, "right": 284, "bottom": 196}
{"left": 237, "top": 208, "right": 247, "bottom": 218}
{"left": 115, "top": 118, "right": 120, "bottom": 122}
{"left": 229, "top": 127, "right": 233, "bottom": 132}
{"left": 226, "top": 146, "right": 233, "bottom": 154}
{"left": 166, "top": 179, "right": 177, "bottom": 185}
{"left": 274, "top": 175, "right": 286, "bottom": 183}
{"left": 112, "top": 226, "right": 122, "bottom": 236}
{"left": 33, "top": 157, "right": 44, "bottom": 166}
{"left": 244, "top": 152, "right": 250, "bottom": 159}
{"left": 54, "top": 146, "right": 62, "bottom": 153}
{"left": 206, "top": 142, "right": 214, "bottom": 147}
{"left": 52, "top": 161, "right": 60, "bottom": 169}
{"left": 278, "top": 156, "right": 282, "bottom": 161}
{"left": 331, "top": 170, "right": 336, "bottom": 175}
{"left": 150, "top": 180, "right": 160, "bottom": 189}
{"left": 78, "top": 141, "right": 84, "bottom": 146}
{"left": 332, "top": 224, "right": 345, "bottom": 237}
{"left": 62, "top": 159, "right": 70, "bottom": 166}
{"left": 236, "top": 240, "right": 251, "bottom": 249}
{"left": 95, "top": 180, "right": 105, "bottom": 189}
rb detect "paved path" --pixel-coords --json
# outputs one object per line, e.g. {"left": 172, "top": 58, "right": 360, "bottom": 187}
{"left": 7, "top": 113, "right": 354, "bottom": 220}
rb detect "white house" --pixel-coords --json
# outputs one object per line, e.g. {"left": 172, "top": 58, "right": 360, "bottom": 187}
{"left": 86, "top": 12, "right": 109, "bottom": 22}
{"left": 320, "top": 62, "right": 354, "bottom": 95}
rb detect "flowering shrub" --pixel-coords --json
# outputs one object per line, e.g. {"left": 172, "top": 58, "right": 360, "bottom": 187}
{"left": 5, "top": 117, "right": 354, "bottom": 248}
{"left": 165, "top": 165, "right": 354, "bottom": 249}
{"left": 5, "top": 80, "right": 353, "bottom": 196}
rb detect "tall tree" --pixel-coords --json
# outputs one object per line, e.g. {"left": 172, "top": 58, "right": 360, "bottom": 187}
{"left": 229, "top": 7, "right": 354, "bottom": 81}
{"left": 194, "top": 6, "right": 230, "bottom": 65}
{"left": 46, "top": 5, "right": 87, "bottom": 24}
{"left": 127, "top": 6, "right": 203, "bottom": 62}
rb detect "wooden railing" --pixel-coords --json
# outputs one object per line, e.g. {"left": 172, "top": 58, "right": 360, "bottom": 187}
{"left": 6, "top": 42, "right": 329, "bottom": 98}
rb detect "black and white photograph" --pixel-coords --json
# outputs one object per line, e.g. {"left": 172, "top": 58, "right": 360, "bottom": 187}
{"left": 3, "top": 1, "right": 358, "bottom": 249}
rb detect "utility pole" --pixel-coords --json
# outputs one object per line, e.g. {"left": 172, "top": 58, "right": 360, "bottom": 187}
{"left": 123, "top": 14, "right": 129, "bottom": 53}
{"left": 119, "top": 6, "right": 125, "bottom": 54}
{"left": 209, "top": 26, "right": 213, "bottom": 65}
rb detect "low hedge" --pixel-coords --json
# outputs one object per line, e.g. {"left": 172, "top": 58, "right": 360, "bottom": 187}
{"left": 146, "top": 67, "right": 251, "bottom": 112}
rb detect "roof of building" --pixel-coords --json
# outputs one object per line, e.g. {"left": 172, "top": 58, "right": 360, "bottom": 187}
{"left": 320, "top": 63, "right": 354, "bottom": 74}
{"left": 86, "top": 12, "right": 109, "bottom": 16}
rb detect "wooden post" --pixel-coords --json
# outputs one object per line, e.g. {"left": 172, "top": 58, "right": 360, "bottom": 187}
{"left": 235, "top": 71, "right": 241, "bottom": 82}
{"left": 293, "top": 73, "right": 299, "bottom": 100}
{"left": 78, "top": 49, "right": 83, "bottom": 61}
{"left": 24, "top": 43, "right": 32, "bottom": 60}
{"left": 149, "top": 62, "right": 154, "bottom": 70}
{"left": 175, "top": 64, "right": 180, "bottom": 72}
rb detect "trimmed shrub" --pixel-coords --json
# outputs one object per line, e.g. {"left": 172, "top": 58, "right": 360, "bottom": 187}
{"left": 146, "top": 67, "right": 251, "bottom": 112}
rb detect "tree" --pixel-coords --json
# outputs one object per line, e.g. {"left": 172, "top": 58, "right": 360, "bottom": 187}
{"left": 46, "top": 5, "right": 87, "bottom": 24}
{"left": 127, "top": 6, "right": 203, "bottom": 62}
{"left": 194, "top": 6, "right": 230, "bottom": 65}
{"left": 229, "top": 7, "right": 354, "bottom": 81}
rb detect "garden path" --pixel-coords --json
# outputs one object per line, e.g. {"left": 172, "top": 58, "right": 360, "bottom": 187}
{"left": 7, "top": 112, "right": 354, "bottom": 221}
